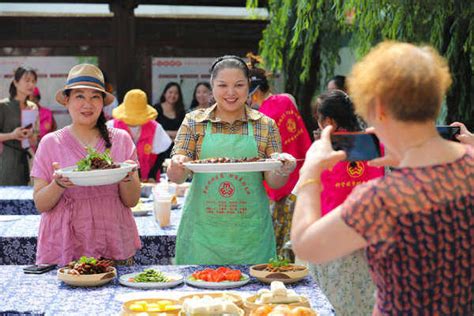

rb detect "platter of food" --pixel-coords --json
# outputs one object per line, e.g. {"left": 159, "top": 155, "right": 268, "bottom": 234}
{"left": 131, "top": 200, "right": 152, "bottom": 216}
{"left": 119, "top": 268, "right": 184, "bottom": 289}
{"left": 183, "top": 157, "right": 282, "bottom": 173}
{"left": 56, "top": 148, "right": 135, "bottom": 186}
{"left": 186, "top": 267, "right": 250, "bottom": 289}
{"left": 57, "top": 256, "right": 116, "bottom": 287}
{"left": 180, "top": 294, "right": 244, "bottom": 316}
{"left": 249, "top": 304, "right": 317, "bottom": 316}
{"left": 244, "top": 281, "right": 310, "bottom": 311}
{"left": 249, "top": 257, "right": 309, "bottom": 284}
{"left": 121, "top": 298, "right": 181, "bottom": 315}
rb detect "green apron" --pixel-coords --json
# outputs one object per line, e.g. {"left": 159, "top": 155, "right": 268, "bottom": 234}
{"left": 175, "top": 121, "right": 276, "bottom": 264}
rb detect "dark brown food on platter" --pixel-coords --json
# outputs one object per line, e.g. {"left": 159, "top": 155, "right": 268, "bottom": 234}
{"left": 89, "top": 157, "right": 120, "bottom": 170}
{"left": 66, "top": 257, "right": 114, "bottom": 275}
{"left": 190, "top": 157, "right": 264, "bottom": 164}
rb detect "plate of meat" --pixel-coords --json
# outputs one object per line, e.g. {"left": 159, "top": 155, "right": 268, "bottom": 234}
{"left": 56, "top": 148, "right": 135, "bottom": 186}
{"left": 183, "top": 157, "right": 282, "bottom": 173}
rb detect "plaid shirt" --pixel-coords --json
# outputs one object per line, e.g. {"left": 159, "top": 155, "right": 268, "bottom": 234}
{"left": 171, "top": 104, "right": 281, "bottom": 160}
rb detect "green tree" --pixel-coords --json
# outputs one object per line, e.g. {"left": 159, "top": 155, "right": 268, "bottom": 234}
{"left": 248, "top": 0, "right": 345, "bottom": 133}
{"left": 249, "top": 0, "right": 474, "bottom": 129}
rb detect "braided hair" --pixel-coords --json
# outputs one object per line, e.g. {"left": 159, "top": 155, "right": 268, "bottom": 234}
{"left": 96, "top": 109, "right": 112, "bottom": 148}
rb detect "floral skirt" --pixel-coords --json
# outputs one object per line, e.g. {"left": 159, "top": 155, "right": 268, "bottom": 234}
{"left": 309, "top": 249, "right": 375, "bottom": 315}
{"left": 270, "top": 194, "right": 296, "bottom": 261}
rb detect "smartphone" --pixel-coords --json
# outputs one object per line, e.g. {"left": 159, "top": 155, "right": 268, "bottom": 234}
{"left": 23, "top": 123, "right": 33, "bottom": 129}
{"left": 437, "top": 125, "right": 460, "bottom": 142}
{"left": 331, "top": 132, "right": 381, "bottom": 161}
{"left": 23, "top": 264, "right": 57, "bottom": 274}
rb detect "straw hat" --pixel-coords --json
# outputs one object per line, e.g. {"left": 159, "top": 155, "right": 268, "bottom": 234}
{"left": 55, "top": 63, "right": 115, "bottom": 106}
{"left": 112, "top": 89, "right": 157, "bottom": 126}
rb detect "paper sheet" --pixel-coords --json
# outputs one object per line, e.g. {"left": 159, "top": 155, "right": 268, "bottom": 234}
{"left": 21, "top": 109, "right": 38, "bottom": 148}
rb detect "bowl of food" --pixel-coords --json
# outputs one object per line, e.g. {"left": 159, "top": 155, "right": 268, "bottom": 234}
{"left": 250, "top": 257, "right": 308, "bottom": 284}
{"left": 244, "top": 281, "right": 310, "bottom": 311}
{"left": 56, "top": 148, "right": 135, "bottom": 186}
{"left": 180, "top": 295, "right": 244, "bottom": 316}
{"left": 122, "top": 298, "right": 181, "bottom": 315}
{"left": 57, "top": 256, "right": 116, "bottom": 287}
{"left": 179, "top": 292, "right": 243, "bottom": 308}
{"left": 250, "top": 304, "right": 317, "bottom": 316}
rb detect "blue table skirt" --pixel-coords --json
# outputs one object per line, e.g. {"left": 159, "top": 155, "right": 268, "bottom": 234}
{"left": 0, "top": 265, "right": 335, "bottom": 315}
{"left": 0, "top": 214, "right": 179, "bottom": 265}
{"left": 0, "top": 186, "right": 36, "bottom": 215}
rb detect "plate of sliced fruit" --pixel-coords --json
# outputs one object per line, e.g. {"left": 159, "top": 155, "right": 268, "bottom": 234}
{"left": 186, "top": 267, "right": 250, "bottom": 289}
{"left": 119, "top": 268, "right": 184, "bottom": 289}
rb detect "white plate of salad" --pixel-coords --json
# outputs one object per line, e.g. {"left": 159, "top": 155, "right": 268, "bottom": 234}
{"left": 56, "top": 148, "right": 135, "bottom": 186}
{"left": 119, "top": 269, "right": 184, "bottom": 289}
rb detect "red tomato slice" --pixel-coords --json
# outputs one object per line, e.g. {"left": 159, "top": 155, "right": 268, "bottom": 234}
{"left": 216, "top": 267, "right": 230, "bottom": 274}
{"left": 224, "top": 270, "right": 242, "bottom": 281}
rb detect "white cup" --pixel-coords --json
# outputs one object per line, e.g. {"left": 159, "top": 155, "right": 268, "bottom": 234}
{"left": 153, "top": 191, "right": 172, "bottom": 227}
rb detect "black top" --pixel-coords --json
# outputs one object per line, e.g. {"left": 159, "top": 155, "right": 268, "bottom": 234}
{"left": 155, "top": 103, "right": 185, "bottom": 131}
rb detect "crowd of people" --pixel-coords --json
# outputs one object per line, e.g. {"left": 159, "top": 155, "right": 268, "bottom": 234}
{"left": 0, "top": 40, "right": 472, "bottom": 315}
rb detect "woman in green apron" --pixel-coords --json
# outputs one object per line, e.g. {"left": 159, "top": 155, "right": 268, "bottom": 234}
{"left": 167, "top": 56, "right": 296, "bottom": 265}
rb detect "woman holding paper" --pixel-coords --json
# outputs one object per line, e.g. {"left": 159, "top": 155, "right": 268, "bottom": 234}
{"left": 0, "top": 66, "right": 39, "bottom": 185}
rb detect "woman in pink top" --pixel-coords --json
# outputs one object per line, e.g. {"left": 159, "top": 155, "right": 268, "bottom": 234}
{"left": 309, "top": 89, "right": 384, "bottom": 315}
{"left": 248, "top": 56, "right": 312, "bottom": 259}
{"left": 31, "top": 64, "right": 141, "bottom": 266}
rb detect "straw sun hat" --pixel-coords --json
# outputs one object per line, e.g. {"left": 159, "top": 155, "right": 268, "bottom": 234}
{"left": 112, "top": 89, "right": 157, "bottom": 126}
{"left": 55, "top": 63, "right": 115, "bottom": 106}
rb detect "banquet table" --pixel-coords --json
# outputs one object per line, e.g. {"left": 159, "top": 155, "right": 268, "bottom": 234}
{"left": 0, "top": 211, "right": 180, "bottom": 265}
{"left": 0, "top": 264, "right": 335, "bottom": 315}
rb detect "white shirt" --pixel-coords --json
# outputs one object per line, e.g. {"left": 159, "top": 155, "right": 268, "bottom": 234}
{"left": 106, "top": 120, "right": 172, "bottom": 154}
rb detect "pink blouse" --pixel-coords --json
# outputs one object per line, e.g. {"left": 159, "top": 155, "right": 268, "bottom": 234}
{"left": 31, "top": 127, "right": 141, "bottom": 265}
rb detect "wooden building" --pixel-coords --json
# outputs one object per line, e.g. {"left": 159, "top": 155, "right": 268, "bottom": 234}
{"left": 0, "top": 0, "right": 268, "bottom": 103}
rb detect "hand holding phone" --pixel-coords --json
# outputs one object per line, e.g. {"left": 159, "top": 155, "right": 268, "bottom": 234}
{"left": 437, "top": 125, "right": 460, "bottom": 142}
{"left": 331, "top": 132, "right": 381, "bottom": 161}
{"left": 23, "top": 264, "right": 57, "bottom": 274}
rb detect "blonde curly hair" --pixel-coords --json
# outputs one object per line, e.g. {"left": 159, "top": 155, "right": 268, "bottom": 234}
{"left": 347, "top": 41, "right": 452, "bottom": 122}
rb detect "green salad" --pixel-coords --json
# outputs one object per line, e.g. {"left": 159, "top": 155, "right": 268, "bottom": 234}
{"left": 75, "top": 147, "right": 115, "bottom": 171}
{"left": 131, "top": 269, "right": 170, "bottom": 283}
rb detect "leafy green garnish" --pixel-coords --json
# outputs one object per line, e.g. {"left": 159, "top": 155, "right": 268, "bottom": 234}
{"left": 75, "top": 147, "right": 113, "bottom": 171}
{"left": 133, "top": 269, "right": 169, "bottom": 283}
{"left": 268, "top": 256, "right": 289, "bottom": 268}
{"left": 78, "top": 256, "right": 97, "bottom": 265}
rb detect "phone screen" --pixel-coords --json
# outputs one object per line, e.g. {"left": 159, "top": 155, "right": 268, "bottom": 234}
{"left": 331, "top": 132, "right": 381, "bottom": 161}
{"left": 437, "top": 125, "right": 460, "bottom": 142}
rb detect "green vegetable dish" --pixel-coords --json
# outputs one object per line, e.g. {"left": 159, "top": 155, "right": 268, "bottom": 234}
{"left": 130, "top": 269, "right": 170, "bottom": 283}
{"left": 268, "top": 256, "right": 290, "bottom": 268}
{"left": 75, "top": 147, "right": 120, "bottom": 171}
